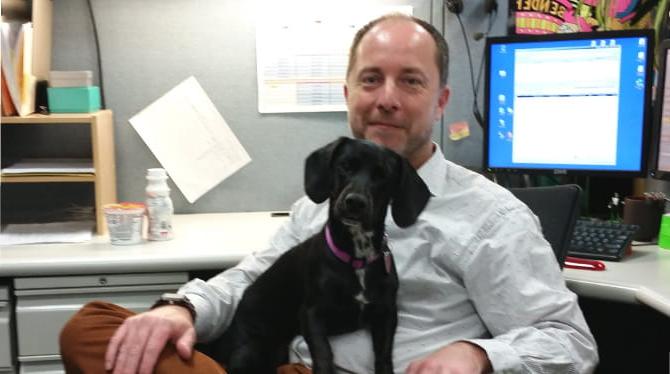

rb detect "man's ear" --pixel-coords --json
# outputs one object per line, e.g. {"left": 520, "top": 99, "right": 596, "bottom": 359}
{"left": 304, "top": 137, "right": 350, "bottom": 203}
{"left": 390, "top": 155, "right": 432, "bottom": 227}
{"left": 433, "top": 85, "right": 450, "bottom": 122}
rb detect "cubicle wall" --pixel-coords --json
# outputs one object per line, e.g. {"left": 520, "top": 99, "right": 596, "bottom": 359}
{"left": 51, "top": 0, "right": 507, "bottom": 213}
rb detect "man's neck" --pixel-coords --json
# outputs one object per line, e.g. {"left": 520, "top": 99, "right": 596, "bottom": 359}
{"left": 409, "top": 143, "right": 436, "bottom": 170}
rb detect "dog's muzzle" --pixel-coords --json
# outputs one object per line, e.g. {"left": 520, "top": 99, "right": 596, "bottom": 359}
{"left": 336, "top": 190, "right": 373, "bottom": 226}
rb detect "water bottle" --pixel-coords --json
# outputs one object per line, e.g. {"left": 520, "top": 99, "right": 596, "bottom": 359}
{"left": 146, "top": 168, "right": 174, "bottom": 241}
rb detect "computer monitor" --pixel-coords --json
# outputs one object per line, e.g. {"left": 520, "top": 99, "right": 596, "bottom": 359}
{"left": 650, "top": 39, "right": 670, "bottom": 180}
{"left": 484, "top": 29, "right": 654, "bottom": 177}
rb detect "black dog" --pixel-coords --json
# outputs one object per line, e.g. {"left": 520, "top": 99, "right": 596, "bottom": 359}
{"left": 209, "top": 137, "right": 431, "bottom": 374}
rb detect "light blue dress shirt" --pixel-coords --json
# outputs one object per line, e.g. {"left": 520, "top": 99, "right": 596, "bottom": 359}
{"left": 180, "top": 146, "right": 598, "bottom": 373}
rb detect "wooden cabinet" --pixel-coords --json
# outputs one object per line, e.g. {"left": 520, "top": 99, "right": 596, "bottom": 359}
{"left": 1, "top": 110, "right": 117, "bottom": 234}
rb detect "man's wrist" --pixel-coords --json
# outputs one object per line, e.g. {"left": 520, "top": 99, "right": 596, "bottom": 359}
{"left": 462, "top": 341, "right": 493, "bottom": 373}
{"left": 151, "top": 293, "right": 196, "bottom": 322}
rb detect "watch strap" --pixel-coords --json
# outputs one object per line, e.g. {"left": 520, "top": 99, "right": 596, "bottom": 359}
{"left": 151, "top": 293, "right": 196, "bottom": 322}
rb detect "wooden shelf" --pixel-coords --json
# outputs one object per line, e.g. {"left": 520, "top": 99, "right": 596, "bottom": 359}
{"left": 1, "top": 110, "right": 117, "bottom": 234}
{"left": 1, "top": 174, "right": 96, "bottom": 183}
{"left": 1, "top": 111, "right": 110, "bottom": 124}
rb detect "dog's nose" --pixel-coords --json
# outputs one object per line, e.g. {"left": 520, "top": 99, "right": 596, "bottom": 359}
{"left": 344, "top": 193, "right": 367, "bottom": 214}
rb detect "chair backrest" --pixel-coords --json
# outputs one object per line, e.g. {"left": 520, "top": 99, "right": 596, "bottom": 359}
{"left": 508, "top": 184, "right": 582, "bottom": 269}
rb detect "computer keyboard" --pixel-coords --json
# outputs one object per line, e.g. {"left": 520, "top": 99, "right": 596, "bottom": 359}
{"left": 567, "top": 218, "right": 640, "bottom": 261}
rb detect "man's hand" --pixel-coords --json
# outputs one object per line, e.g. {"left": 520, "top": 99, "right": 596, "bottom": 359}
{"left": 405, "top": 341, "right": 493, "bottom": 374}
{"left": 105, "top": 305, "right": 196, "bottom": 374}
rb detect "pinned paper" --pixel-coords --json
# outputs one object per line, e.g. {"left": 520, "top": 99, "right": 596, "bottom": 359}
{"left": 448, "top": 121, "right": 470, "bottom": 141}
{"left": 129, "top": 77, "right": 251, "bottom": 203}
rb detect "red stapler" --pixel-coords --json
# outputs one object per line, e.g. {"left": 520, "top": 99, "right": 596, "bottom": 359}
{"left": 564, "top": 256, "right": 606, "bottom": 271}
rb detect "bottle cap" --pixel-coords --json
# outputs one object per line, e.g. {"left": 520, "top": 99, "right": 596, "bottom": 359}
{"left": 147, "top": 168, "right": 168, "bottom": 178}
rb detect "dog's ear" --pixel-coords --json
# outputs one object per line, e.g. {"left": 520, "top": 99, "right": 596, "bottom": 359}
{"left": 304, "top": 137, "right": 349, "bottom": 203}
{"left": 391, "top": 156, "right": 432, "bottom": 227}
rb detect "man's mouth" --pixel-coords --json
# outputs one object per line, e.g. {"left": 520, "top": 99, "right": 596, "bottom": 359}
{"left": 369, "top": 121, "right": 402, "bottom": 129}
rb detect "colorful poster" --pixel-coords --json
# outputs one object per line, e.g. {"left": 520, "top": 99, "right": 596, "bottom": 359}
{"left": 511, "top": 0, "right": 654, "bottom": 34}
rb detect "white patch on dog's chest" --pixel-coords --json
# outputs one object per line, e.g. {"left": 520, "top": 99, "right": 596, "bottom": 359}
{"left": 348, "top": 225, "right": 375, "bottom": 259}
{"left": 354, "top": 268, "right": 369, "bottom": 305}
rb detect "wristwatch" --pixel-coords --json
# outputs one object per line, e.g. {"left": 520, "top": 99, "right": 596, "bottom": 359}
{"left": 151, "top": 293, "right": 196, "bottom": 321}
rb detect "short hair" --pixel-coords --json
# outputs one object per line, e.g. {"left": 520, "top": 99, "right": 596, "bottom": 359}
{"left": 346, "top": 13, "right": 450, "bottom": 86}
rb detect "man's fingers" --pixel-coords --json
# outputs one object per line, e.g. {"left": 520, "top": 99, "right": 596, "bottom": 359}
{"left": 112, "top": 318, "right": 152, "bottom": 374}
{"left": 174, "top": 327, "right": 196, "bottom": 359}
{"left": 137, "top": 324, "right": 173, "bottom": 374}
{"left": 105, "top": 307, "right": 195, "bottom": 374}
{"left": 105, "top": 323, "right": 128, "bottom": 371}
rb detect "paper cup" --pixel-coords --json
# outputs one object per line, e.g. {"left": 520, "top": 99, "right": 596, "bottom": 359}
{"left": 104, "top": 202, "right": 145, "bottom": 245}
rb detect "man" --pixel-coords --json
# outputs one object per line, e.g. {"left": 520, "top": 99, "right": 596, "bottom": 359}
{"left": 60, "top": 14, "right": 598, "bottom": 374}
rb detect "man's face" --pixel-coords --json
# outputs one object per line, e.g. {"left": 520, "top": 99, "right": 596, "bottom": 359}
{"left": 344, "top": 19, "right": 450, "bottom": 168}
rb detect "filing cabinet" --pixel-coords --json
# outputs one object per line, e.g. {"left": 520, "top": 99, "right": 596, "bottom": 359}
{"left": 13, "top": 272, "right": 188, "bottom": 373}
{"left": 0, "top": 285, "right": 15, "bottom": 374}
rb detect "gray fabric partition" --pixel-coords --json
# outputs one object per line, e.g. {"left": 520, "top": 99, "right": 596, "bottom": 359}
{"left": 51, "top": 0, "right": 507, "bottom": 213}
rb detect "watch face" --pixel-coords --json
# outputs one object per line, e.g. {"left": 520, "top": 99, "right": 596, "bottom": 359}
{"left": 162, "top": 292, "right": 185, "bottom": 301}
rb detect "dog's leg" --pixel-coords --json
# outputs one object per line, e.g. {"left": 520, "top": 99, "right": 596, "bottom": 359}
{"left": 369, "top": 304, "right": 397, "bottom": 374}
{"left": 301, "top": 307, "right": 336, "bottom": 374}
{"left": 226, "top": 343, "right": 276, "bottom": 374}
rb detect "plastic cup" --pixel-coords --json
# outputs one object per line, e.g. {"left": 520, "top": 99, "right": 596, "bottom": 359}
{"left": 658, "top": 213, "right": 670, "bottom": 250}
{"left": 103, "top": 202, "right": 145, "bottom": 245}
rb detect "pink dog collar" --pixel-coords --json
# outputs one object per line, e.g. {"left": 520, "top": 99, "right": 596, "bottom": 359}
{"left": 325, "top": 225, "right": 392, "bottom": 273}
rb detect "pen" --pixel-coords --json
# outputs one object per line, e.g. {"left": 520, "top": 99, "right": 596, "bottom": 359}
{"left": 270, "top": 212, "right": 290, "bottom": 217}
{"left": 564, "top": 256, "right": 606, "bottom": 271}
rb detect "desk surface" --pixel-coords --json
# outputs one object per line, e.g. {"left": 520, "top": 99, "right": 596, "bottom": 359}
{"left": 0, "top": 212, "right": 288, "bottom": 277}
{"left": 2, "top": 212, "right": 669, "bottom": 317}
{"left": 564, "top": 244, "right": 670, "bottom": 316}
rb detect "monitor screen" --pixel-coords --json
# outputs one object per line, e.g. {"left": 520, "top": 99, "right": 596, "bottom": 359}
{"left": 650, "top": 40, "right": 670, "bottom": 180}
{"left": 484, "top": 30, "right": 654, "bottom": 177}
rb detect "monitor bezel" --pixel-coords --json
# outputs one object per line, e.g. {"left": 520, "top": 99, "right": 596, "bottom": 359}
{"left": 483, "top": 29, "right": 655, "bottom": 177}
{"left": 649, "top": 39, "right": 670, "bottom": 180}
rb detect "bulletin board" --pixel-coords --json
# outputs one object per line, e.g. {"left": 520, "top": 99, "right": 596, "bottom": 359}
{"left": 509, "top": 0, "right": 657, "bottom": 34}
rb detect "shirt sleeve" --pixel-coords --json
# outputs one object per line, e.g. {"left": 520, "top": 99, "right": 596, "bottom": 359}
{"left": 461, "top": 205, "right": 598, "bottom": 373}
{"left": 178, "top": 198, "right": 315, "bottom": 342}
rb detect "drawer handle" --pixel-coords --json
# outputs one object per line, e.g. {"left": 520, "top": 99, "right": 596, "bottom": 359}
{"left": 98, "top": 277, "right": 108, "bottom": 285}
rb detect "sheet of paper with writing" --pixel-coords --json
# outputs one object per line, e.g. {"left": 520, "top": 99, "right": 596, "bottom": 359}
{"left": 129, "top": 76, "right": 251, "bottom": 203}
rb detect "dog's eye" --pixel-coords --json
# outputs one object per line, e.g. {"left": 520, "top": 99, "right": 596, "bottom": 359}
{"left": 371, "top": 165, "right": 386, "bottom": 180}
{"left": 338, "top": 158, "right": 359, "bottom": 174}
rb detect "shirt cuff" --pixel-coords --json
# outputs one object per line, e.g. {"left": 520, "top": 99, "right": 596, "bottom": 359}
{"left": 179, "top": 279, "right": 226, "bottom": 342}
{"left": 464, "top": 338, "right": 522, "bottom": 373}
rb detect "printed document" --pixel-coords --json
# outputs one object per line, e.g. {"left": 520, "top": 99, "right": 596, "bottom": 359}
{"left": 129, "top": 76, "right": 251, "bottom": 203}
{"left": 256, "top": 4, "right": 412, "bottom": 113}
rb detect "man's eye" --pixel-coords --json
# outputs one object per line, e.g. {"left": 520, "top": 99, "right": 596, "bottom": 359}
{"left": 403, "top": 77, "right": 424, "bottom": 86}
{"left": 360, "top": 75, "right": 380, "bottom": 85}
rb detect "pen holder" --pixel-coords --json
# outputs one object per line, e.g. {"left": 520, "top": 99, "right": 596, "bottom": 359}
{"left": 623, "top": 196, "right": 665, "bottom": 242}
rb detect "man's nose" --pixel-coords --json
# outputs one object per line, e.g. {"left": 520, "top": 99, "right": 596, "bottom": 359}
{"left": 376, "top": 81, "right": 400, "bottom": 113}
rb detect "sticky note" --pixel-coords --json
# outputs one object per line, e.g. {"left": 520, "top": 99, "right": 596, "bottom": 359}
{"left": 448, "top": 121, "right": 470, "bottom": 141}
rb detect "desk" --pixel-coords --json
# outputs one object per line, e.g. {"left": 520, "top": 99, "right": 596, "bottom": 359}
{"left": 563, "top": 245, "right": 670, "bottom": 317}
{"left": 0, "top": 212, "right": 288, "bottom": 277}
{"left": 0, "top": 212, "right": 287, "bottom": 373}
{"left": 1, "top": 212, "right": 669, "bottom": 373}
{"left": 1, "top": 212, "right": 669, "bottom": 314}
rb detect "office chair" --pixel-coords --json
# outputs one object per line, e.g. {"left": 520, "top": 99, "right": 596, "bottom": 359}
{"left": 508, "top": 184, "right": 582, "bottom": 269}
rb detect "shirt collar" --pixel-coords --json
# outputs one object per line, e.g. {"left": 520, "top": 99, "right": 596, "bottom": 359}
{"left": 416, "top": 143, "right": 448, "bottom": 196}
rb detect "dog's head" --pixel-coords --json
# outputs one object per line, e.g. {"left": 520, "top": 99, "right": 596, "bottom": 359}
{"left": 304, "top": 137, "right": 431, "bottom": 229}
